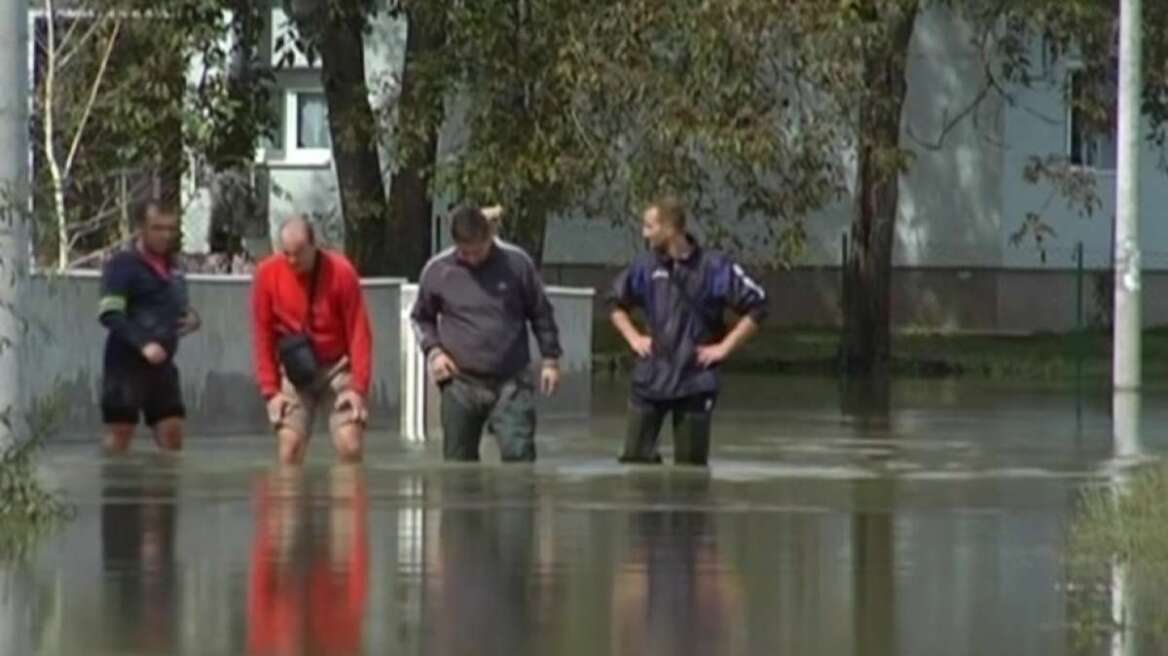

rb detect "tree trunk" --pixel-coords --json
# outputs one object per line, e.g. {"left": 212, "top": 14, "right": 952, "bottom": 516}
{"left": 311, "top": 5, "right": 390, "bottom": 275}
{"left": 840, "top": 5, "right": 918, "bottom": 376}
{"left": 386, "top": 4, "right": 444, "bottom": 278}
{"left": 504, "top": 196, "right": 548, "bottom": 266}
{"left": 209, "top": 1, "right": 266, "bottom": 258}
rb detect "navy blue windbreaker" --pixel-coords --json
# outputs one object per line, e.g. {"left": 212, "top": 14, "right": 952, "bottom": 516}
{"left": 608, "top": 236, "right": 768, "bottom": 400}
{"left": 98, "top": 249, "right": 189, "bottom": 366}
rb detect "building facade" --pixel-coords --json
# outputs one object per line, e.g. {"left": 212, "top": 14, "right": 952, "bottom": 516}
{"left": 175, "top": 6, "right": 1164, "bottom": 333}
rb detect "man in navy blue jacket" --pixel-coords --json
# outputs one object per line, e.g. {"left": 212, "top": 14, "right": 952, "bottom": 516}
{"left": 609, "top": 197, "right": 768, "bottom": 466}
{"left": 98, "top": 200, "right": 200, "bottom": 453}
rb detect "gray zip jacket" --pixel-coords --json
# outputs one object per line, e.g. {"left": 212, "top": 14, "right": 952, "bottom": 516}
{"left": 411, "top": 240, "right": 562, "bottom": 379}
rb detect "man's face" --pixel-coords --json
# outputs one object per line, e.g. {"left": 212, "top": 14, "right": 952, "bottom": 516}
{"left": 641, "top": 207, "right": 674, "bottom": 251}
{"left": 455, "top": 237, "right": 493, "bottom": 268}
{"left": 142, "top": 209, "right": 179, "bottom": 256}
{"left": 281, "top": 232, "right": 317, "bottom": 274}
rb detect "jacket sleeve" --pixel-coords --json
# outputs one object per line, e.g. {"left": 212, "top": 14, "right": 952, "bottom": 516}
{"left": 607, "top": 261, "right": 644, "bottom": 311}
{"left": 522, "top": 258, "right": 562, "bottom": 361}
{"left": 409, "top": 266, "right": 442, "bottom": 355}
{"left": 250, "top": 266, "right": 282, "bottom": 399}
{"left": 717, "top": 258, "right": 768, "bottom": 322}
{"left": 97, "top": 257, "right": 150, "bottom": 350}
{"left": 341, "top": 268, "right": 373, "bottom": 396}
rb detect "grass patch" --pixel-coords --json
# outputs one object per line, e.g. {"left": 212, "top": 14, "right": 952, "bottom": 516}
{"left": 1068, "top": 466, "right": 1168, "bottom": 649}
{"left": 594, "top": 321, "right": 1168, "bottom": 382}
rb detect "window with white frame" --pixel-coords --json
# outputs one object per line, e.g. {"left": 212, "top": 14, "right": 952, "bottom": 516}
{"left": 1067, "top": 68, "right": 1117, "bottom": 170}
{"left": 261, "top": 88, "right": 331, "bottom": 165}
{"left": 295, "top": 91, "right": 330, "bottom": 149}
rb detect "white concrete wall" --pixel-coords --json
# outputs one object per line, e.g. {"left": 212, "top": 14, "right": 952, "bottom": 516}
{"left": 19, "top": 271, "right": 593, "bottom": 439}
{"left": 20, "top": 272, "right": 402, "bottom": 437}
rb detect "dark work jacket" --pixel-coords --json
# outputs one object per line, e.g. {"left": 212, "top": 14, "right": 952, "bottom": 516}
{"left": 609, "top": 236, "right": 768, "bottom": 400}
{"left": 411, "top": 239, "right": 562, "bottom": 379}
{"left": 98, "top": 249, "right": 189, "bottom": 367}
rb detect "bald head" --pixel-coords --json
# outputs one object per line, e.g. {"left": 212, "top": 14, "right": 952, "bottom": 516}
{"left": 279, "top": 214, "right": 318, "bottom": 273}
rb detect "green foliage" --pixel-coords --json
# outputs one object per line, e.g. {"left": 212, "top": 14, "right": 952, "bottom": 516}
{"left": 31, "top": 0, "right": 275, "bottom": 265}
{"left": 0, "top": 394, "right": 71, "bottom": 561}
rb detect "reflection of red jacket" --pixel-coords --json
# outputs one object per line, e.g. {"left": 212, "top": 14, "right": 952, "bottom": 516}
{"left": 246, "top": 479, "right": 369, "bottom": 656}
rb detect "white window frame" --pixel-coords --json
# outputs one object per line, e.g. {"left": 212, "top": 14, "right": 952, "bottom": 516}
{"left": 258, "top": 86, "right": 332, "bottom": 167}
{"left": 1066, "top": 65, "right": 1117, "bottom": 174}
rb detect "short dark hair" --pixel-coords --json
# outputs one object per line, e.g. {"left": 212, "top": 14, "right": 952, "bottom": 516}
{"left": 450, "top": 205, "right": 491, "bottom": 244}
{"left": 136, "top": 198, "right": 178, "bottom": 226}
{"left": 650, "top": 196, "right": 686, "bottom": 231}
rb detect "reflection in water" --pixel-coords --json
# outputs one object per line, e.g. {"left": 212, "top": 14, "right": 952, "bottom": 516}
{"left": 852, "top": 492, "right": 895, "bottom": 656}
{"left": 246, "top": 467, "right": 369, "bottom": 656}
{"left": 611, "top": 475, "right": 746, "bottom": 656}
{"left": 839, "top": 374, "right": 892, "bottom": 429}
{"left": 100, "top": 461, "right": 179, "bottom": 653}
{"left": 423, "top": 471, "right": 541, "bottom": 656}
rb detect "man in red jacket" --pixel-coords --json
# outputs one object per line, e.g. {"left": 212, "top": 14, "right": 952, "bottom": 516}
{"left": 250, "top": 215, "right": 373, "bottom": 464}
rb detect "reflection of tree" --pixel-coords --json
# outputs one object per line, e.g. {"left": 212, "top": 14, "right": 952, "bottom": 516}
{"left": 840, "top": 375, "right": 896, "bottom": 656}
{"left": 99, "top": 460, "right": 179, "bottom": 653}
{"left": 611, "top": 475, "right": 745, "bottom": 656}
{"left": 422, "top": 470, "right": 539, "bottom": 656}
{"left": 852, "top": 498, "right": 894, "bottom": 656}
{"left": 246, "top": 467, "right": 369, "bottom": 656}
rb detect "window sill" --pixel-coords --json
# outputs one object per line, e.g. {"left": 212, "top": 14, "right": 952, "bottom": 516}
{"left": 257, "top": 149, "right": 332, "bottom": 169}
{"left": 1067, "top": 164, "right": 1117, "bottom": 177}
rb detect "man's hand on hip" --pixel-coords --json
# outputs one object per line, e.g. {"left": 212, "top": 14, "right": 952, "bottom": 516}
{"left": 428, "top": 349, "right": 459, "bottom": 383}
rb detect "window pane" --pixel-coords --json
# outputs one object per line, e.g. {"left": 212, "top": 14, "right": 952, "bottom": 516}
{"left": 296, "top": 92, "right": 330, "bottom": 149}
{"left": 1068, "top": 70, "right": 1117, "bottom": 170}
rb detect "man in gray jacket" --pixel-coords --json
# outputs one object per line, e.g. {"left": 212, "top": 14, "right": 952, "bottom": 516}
{"left": 411, "top": 205, "right": 562, "bottom": 462}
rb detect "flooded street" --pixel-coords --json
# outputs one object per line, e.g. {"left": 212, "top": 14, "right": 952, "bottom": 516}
{"left": 2, "top": 375, "right": 1164, "bottom": 655}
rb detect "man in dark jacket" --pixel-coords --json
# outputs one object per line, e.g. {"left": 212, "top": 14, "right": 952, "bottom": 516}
{"left": 609, "top": 197, "right": 768, "bottom": 466}
{"left": 411, "top": 205, "right": 562, "bottom": 462}
{"left": 98, "top": 200, "right": 200, "bottom": 453}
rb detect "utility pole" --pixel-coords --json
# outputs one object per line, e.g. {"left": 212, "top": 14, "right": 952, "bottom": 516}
{"left": 1113, "top": 0, "right": 1142, "bottom": 392}
{"left": 0, "top": 0, "right": 30, "bottom": 448}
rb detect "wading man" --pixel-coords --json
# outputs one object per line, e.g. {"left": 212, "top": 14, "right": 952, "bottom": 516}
{"left": 250, "top": 215, "right": 373, "bottom": 464}
{"left": 609, "top": 197, "right": 768, "bottom": 466}
{"left": 98, "top": 200, "right": 200, "bottom": 453}
{"left": 411, "top": 205, "right": 562, "bottom": 462}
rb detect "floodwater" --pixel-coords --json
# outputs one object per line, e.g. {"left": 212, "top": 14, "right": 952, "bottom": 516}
{"left": 1, "top": 374, "right": 1165, "bottom": 655}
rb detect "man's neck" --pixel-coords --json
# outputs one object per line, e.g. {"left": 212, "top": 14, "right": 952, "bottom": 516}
{"left": 666, "top": 235, "right": 691, "bottom": 261}
{"left": 137, "top": 240, "right": 168, "bottom": 262}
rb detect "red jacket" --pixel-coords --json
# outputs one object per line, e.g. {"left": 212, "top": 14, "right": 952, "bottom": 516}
{"left": 250, "top": 250, "right": 373, "bottom": 398}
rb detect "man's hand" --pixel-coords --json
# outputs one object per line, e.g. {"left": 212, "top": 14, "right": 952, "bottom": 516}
{"left": 429, "top": 349, "right": 460, "bottom": 383}
{"left": 540, "top": 360, "right": 560, "bottom": 396}
{"left": 141, "top": 342, "right": 168, "bottom": 365}
{"left": 334, "top": 389, "right": 368, "bottom": 424}
{"left": 178, "top": 310, "right": 201, "bottom": 336}
{"left": 266, "top": 393, "right": 292, "bottom": 425}
{"left": 695, "top": 342, "right": 730, "bottom": 368}
{"left": 627, "top": 333, "right": 653, "bottom": 359}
